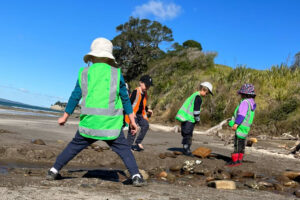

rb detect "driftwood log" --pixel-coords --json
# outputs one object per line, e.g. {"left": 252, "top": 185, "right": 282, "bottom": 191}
{"left": 194, "top": 118, "right": 230, "bottom": 135}
{"left": 272, "top": 132, "right": 299, "bottom": 140}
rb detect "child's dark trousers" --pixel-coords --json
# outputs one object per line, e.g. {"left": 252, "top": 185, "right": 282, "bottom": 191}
{"left": 127, "top": 114, "right": 149, "bottom": 147}
{"left": 53, "top": 130, "right": 139, "bottom": 176}
{"left": 233, "top": 135, "right": 246, "bottom": 153}
{"left": 181, "top": 121, "right": 195, "bottom": 145}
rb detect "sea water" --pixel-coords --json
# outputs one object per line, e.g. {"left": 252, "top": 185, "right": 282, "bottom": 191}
{"left": 0, "top": 98, "right": 62, "bottom": 117}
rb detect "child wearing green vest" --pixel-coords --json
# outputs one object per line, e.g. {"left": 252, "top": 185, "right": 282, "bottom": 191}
{"left": 226, "top": 84, "right": 256, "bottom": 167}
{"left": 175, "top": 82, "right": 213, "bottom": 156}
{"left": 46, "top": 38, "right": 146, "bottom": 186}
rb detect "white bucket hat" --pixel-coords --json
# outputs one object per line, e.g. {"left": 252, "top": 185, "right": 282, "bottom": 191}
{"left": 83, "top": 37, "right": 116, "bottom": 63}
{"left": 200, "top": 82, "right": 213, "bottom": 95}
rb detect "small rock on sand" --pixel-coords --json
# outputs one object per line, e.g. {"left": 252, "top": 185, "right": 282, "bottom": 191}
{"left": 158, "top": 171, "right": 168, "bottom": 178}
{"left": 192, "top": 147, "right": 211, "bottom": 158}
{"left": 207, "top": 180, "right": 236, "bottom": 190}
{"left": 159, "top": 153, "right": 166, "bottom": 159}
{"left": 165, "top": 152, "right": 177, "bottom": 158}
{"left": 169, "top": 165, "right": 182, "bottom": 172}
{"left": 31, "top": 139, "right": 46, "bottom": 145}
{"left": 282, "top": 171, "right": 300, "bottom": 180}
{"left": 173, "top": 151, "right": 183, "bottom": 155}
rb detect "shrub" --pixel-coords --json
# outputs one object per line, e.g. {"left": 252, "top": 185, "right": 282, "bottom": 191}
{"left": 270, "top": 98, "right": 299, "bottom": 121}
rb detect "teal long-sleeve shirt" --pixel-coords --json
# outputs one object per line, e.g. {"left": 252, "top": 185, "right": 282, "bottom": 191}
{"left": 65, "top": 74, "right": 133, "bottom": 115}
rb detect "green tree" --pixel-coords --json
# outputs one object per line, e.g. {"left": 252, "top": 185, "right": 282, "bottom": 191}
{"left": 112, "top": 17, "right": 173, "bottom": 81}
{"left": 182, "top": 40, "right": 202, "bottom": 51}
{"left": 171, "top": 42, "right": 184, "bottom": 51}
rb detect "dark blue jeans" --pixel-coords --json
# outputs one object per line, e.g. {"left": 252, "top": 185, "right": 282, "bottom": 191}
{"left": 53, "top": 130, "right": 139, "bottom": 176}
{"left": 127, "top": 114, "right": 149, "bottom": 147}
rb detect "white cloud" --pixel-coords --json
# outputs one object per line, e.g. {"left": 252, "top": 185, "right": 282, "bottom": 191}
{"left": 132, "top": 0, "right": 182, "bottom": 20}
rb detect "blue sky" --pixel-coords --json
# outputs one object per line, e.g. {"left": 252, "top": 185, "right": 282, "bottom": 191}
{"left": 0, "top": 0, "right": 299, "bottom": 107}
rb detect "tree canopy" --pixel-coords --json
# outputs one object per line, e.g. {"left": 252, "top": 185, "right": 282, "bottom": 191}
{"left": 112, "top": 17, "right": 173, "bottom": 81}
{"left": 182, "top": 40, "right": 202, "bottom": 51}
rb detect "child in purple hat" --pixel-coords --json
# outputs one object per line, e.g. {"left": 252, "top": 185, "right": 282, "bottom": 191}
{"left": 226, "top": 84, "right": 256, "bottom": 167}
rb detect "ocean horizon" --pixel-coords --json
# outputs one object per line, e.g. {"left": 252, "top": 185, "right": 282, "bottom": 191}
{"left": 0, "top": 98, "right": 62, "bottom": 117}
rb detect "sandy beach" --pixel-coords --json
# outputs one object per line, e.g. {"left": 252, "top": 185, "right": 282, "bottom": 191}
{"left": 0, "top": 110, "right": 300, "bottom": 200}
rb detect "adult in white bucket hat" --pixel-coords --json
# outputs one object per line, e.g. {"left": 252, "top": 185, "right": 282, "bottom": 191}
{"left": 83, "top": 37, "right": 117, "bottom": 65}
{"left": 175, "top": 81, "right": 213, "bottom": 156}
{"left": 46, "top": 37, "right": 146, "bottom": 186}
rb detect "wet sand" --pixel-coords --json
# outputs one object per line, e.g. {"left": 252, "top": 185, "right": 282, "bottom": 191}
{"left": 0, "top": 112, "right": 300, "bottom": 199}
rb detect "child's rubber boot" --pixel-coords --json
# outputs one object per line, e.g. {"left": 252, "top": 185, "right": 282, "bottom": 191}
{"left": 237, "top": 153, "right": 244, "bottom": 165}
{"left": 183, "top": 144, "right": 193, "bottom": 157}
{"left": 225, "top": 153, "right": 241, "bottom": 167}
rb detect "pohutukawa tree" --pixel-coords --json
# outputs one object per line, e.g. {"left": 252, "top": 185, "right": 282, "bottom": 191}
{"left": 112, "top": 17, "right": 173, "bottom": 81}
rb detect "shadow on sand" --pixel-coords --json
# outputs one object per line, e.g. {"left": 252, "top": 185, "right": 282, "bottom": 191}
{"left": 66, "top": 169, "right": 131, "bottom": 184}
{"left": 167, "top": 147, "right": 254, "bottom": 163}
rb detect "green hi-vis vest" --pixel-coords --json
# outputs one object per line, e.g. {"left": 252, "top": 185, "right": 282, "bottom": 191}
{"left": 175, "top": 92, "right": 202, "bottom": 123}
{"left": 78, "top": 63, "right": 124, "bottom": 140}
{"left": 229, "top": 99, "right": 255, "bottom": 139}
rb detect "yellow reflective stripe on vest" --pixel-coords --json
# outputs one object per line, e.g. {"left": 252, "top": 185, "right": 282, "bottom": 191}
{"left": 81, "top": 66, "right": 122, "bottom": 116}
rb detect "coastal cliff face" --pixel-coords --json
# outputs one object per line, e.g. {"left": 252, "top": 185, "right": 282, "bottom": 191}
{"left": 50, "top": 103, "right": 81, "bottom": 114}
{"left": 50, "top": 105, "right": 64, "bottom": 111}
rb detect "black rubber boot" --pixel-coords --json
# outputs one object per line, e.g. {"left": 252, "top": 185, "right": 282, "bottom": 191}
{"left": 183, "top": 144, "right": 193, "bottom": 156}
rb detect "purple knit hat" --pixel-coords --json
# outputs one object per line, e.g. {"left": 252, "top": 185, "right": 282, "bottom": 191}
{"left": 238, "top": 84, "right": 256, "bottom": 96}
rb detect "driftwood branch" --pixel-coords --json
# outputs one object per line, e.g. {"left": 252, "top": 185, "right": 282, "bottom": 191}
{"left": 194, "top": 118, "right": 230, "bottom": 135}
{"left": 272, "top": 132, "right": 299, "bottom": 140}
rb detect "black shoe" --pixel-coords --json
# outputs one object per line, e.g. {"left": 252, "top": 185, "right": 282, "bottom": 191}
{"left": 46, "top": 170, "right": 62, "bottom": 180}
{"left": 132, "top": 145, "right": 144, "bottom": 152}
{"left": 132, "top": 175, "right": 147, "bottom": 187}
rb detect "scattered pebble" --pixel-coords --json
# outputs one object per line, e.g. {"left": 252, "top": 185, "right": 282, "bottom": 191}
{"left": 282, "top": 171, "right": 300, "bottom": 180}
{"left": 169, "top": 165, "right": 182, "bottom": 172}
{"left": 207, "top": 180, "right": 236, "bottom": 190}
{"left": 165, "top": 152, "right": 177, "bottom": 158}
{"left": 158, "top": 171, "right": 168, "bottom": 178}
{"left": 31, "top": 139, "right": 46, "bottom": 145}
{"left": 173, "top": 151, "right": 183, "bottom": 155}
{"left": 159, "top": 153, "right": 166, "bottom": 159}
